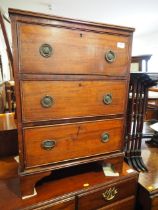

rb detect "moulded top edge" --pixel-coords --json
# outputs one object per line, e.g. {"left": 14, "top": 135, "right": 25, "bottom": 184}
{"left": 8, "top": 8, "right": 135, "bottom": 33}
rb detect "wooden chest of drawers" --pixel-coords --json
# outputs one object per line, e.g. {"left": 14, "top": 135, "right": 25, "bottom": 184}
{"left": 9, "top": 8, "right": 134, "bottom": 198}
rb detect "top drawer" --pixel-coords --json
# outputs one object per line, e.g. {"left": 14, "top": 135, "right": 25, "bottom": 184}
{"left": 18, "top": 23, "right": 131, "bottom": 76}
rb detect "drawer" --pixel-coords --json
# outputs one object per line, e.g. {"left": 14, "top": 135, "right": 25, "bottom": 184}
{"left": 98, "top": 196, "right": 135, "bottom": 210}
{"left": 21, "top": 80, "right": 127, "bottom": 122}
{"left": 38, "top": 198, "right": 75, "bottom": 210}
{"left": 23, "top": 118, "right": 123, "bottom": 167}
{"left": 18, "top": 23, "right": 130, "bottom": 76}
{"left": 77, "top": 178, "right": 137, "bottom": 210}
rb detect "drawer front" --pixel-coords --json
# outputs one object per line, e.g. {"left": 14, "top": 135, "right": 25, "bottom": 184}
{"left": 21, "top": 80, "right": 127, "bottom": 122}
{"left": 78, "top": 178, "right": 137, "bottom": 210}
{"left": 18, "top": 23, "right": 130, "bottom": 76}
{"left": 98, "top": 196, "right": 135, "bottom": 210}
{"left": 40, "top": 198, "right": 75, "bottom": 210}
{"left": 23, "top": 119, "right": 123, "bottom": 167}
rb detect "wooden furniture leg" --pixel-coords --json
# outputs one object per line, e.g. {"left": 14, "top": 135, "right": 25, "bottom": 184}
{"left": 20, "top": 171, "right": 51, "bottom": 198}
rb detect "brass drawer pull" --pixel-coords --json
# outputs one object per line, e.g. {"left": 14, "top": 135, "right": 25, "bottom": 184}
{"left": 39, "top": 43, "right": 53, "bottom": 58}
{"left": 103, "top": 94, "right": 112, "bottom": 105}
{"left": 101, "top": 132, "right": 110, "bottom": 143}
{"left": 41, "top": 95, "right": 53, "bottom": 108}
{"left": 105, "top": 50, "right": 116, "bottom": 63}
{"left": 102, "top": 187, "right": 118, "bottom": 201}
{"left": 41, "top": 140, "right": 56, "bottom": 150}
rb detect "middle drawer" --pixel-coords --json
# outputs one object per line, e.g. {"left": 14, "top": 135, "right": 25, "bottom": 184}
{"left": 23, "top": 118, "right": 124, "bottom": 168}
{"left": 21, "top": 80, "right": 127, "bottom": 122}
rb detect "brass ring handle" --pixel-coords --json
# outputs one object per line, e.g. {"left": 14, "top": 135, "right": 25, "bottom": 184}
{"left": 41, "top": 95, "right": 53, "bottom": 108}
{"left": 103, "top": 94, "right": 112, "bottom": 105}
{"left": 101, "top": 132, "right": 110, "bottom": 143}
{"left": 105, "top": 50, "right": 116, "bottom": 63}
{"left": 102, "top": 187, "right": 118, "bottom": 201}
{"left": 41, "top": 140, "right": 56, "bottom": 150}
{"left": 39, "top": 43, "right": 53, "bottom": 58}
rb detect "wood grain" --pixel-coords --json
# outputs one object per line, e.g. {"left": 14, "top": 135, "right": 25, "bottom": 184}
{"left": 0, "top": 157, "right": 138, "bottom": 210}
{"left": 9, "top": 8, "right": 134, "bottom": 199}
{"left": 99, "top": 196, "right": 135, "bottom": 210}
{"left": 0, "top": 113, "right": 16, "bottom": 131}
{"left": 136, "top": 140, "right": 158, "bottom": 210}
{"left": 20, "top": 171, "right": 51, "bottom": 197}
{"left": 21, "top": 80, "right": 127, "bottom": 122}
{"left": 23, "top": 118, "right": 123, "bottom": 168}
{"left": 9, "top": 8, "right": 135, "bottom": 35}
{"left": 0, "top": 113, "right": 18, "bottom": 157}
{"left": 78, "top": 178, "right": 137, "bottom": 210}
{"left": 18, "top": 23, "right": 130, "bottom": 76}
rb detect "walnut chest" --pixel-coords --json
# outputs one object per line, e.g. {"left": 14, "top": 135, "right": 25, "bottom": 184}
{"left": 9, "top": 8, "right": 134, "bottom": 198}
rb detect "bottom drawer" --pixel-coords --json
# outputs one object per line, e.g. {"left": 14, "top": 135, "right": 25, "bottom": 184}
{"left": 77, "top": 178, "right": 137, "bottom": 210}
{"left": 24, "top": 118, "right": 123, "bottom": 168}
{"left": 98, "top": 196, "right": 135, "bottom": 210}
